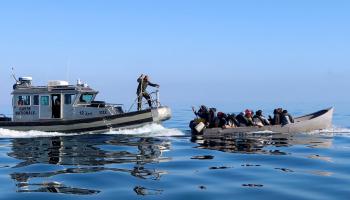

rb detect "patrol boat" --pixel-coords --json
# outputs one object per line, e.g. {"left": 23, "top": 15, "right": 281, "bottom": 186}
{"left": 0, "top": 77, "right": 171, "bottom": 133}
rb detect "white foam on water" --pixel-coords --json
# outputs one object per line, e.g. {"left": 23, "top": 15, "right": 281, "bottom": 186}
{"left": 0, "top": 124, "right": 184, "bottom": 139}
{"left": 105, "top": 123, "right": 185, "bottom": 137}
{"left": 0, "top": 128, "right": 75, "bottom": 138}
{"left": 309, "top": 126, "right": 350, "bottom": 136}
{"left": 250, "top": 130, "right": 274, "bottom": 134}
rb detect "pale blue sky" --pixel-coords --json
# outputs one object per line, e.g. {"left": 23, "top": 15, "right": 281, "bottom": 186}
{"left": 1, "top": 0, "right": 349, "bottom": 112}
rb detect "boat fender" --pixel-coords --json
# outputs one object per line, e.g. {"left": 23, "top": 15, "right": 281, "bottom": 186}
{"left": 195, "top": 122, "right": 205, "bottom": 133}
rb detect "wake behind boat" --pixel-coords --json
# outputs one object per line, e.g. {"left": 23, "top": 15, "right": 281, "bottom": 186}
{"left": 0, "top": 76, "right": 171, "bottom": 133}
{"left": 190, "top": 107, "right": 333, "bottom": 136}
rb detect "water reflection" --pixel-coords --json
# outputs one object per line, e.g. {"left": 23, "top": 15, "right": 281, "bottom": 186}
{"left": 16, "top": 181, "right": 100, "bottom": 195}
{"left": 8, "top": 135, "right": 171, "bottom": 195}
{"left": 192, "top": 132, "right": 333, "bottom": 155}
{"left": 133, "top": 186, "right": 163, "bottom": 196}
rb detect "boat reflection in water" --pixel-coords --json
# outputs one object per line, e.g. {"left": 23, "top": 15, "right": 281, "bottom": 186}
{"left": 192, "top": 132, "right": 333, "bottom": 155}
{"left": 8, "top": 135, "right": 171, "bottom": 195}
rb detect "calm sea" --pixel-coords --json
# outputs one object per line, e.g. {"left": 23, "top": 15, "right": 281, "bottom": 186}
{"left": 1, "top": 104, "right": 350, "bottom": 200}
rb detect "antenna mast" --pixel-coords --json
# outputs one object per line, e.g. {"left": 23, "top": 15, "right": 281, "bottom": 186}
{"left": 11, "top": 67, "right": 18, "bottom": 82}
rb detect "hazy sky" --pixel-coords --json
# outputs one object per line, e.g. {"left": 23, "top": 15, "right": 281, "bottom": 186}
{"left": 1, "top": 0, "right": 349, "bottom": 111}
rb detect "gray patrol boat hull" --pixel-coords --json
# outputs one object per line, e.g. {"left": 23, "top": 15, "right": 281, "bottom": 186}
{"left": 0, "top": 106, "right": 171, "bottom": 133}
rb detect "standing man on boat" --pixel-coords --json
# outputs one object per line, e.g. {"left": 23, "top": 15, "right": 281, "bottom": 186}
{"left": 52, "top": 97, "right": 61, "bottom": 118}
{"left": 137, "top": 74, "right": 160, "bottom": 111}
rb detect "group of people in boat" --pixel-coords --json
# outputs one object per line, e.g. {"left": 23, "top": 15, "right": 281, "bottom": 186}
{"left": 189, "top": 105, "right": 295, "bottom": 130}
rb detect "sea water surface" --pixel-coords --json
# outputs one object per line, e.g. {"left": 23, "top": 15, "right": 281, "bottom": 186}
{"left": 0, "top": 105, "right": 350, "bottom": 200}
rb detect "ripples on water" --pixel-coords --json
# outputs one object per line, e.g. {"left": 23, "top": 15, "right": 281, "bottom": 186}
{"left": 0, "top": 115, "right": 350, "bottom": 199}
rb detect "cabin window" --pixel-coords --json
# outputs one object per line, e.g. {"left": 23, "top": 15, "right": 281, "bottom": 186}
{"left": 40, "top": 96, "right": 49, "bottom": 106}
{"left": 33, "top": 95, "right": 39, "bottom": 105}
{"left": 17, "top": 95, "right": 30, "bottom": 106}
{"left": 64, "top": 94, "right": 75, "bottom": 104}
{"left": 79, "top": 94, "right": 94, "bottom": 103}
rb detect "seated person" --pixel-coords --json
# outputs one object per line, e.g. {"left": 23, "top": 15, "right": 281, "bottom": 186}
{"left": 208, "top": 108, "right": 217, "bottom": 128}
{"left": 269, "top": 109, "right": 281, "bottom": 125}
{"left": 236, "top": 112, "right": 248, "bottom": 127}
{"left": 192, "top": 105, "right": 210, "bottom": 123}
{"left": 214, "top": 112, "right": 228, "bottom": 128}
{"left": 226, "top": 113, "right": 240, "bottom": 127}
{"left": 281, "top": 110, "right": 294, "bottom": 125}
{"left": 244, "top": 109, "right": 254, "bottom": 126}
{"left": 253, "top": 110, "right": 270, "bottom": 126}
{"left": 236, "top": 110, "right": 254, "bottom": 127}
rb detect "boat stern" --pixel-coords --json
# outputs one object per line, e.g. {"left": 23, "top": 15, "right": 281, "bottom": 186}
{"left": 151, "top": 106, "right": 172, "bottom": 122}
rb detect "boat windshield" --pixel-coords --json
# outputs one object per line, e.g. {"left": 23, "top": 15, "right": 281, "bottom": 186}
{"left": 79, "top": 93, "right": 94, "bottom": 104}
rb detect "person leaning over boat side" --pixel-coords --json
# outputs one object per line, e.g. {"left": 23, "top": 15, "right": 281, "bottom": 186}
{"left": 137, "top": 74, "right": 160, "bottom": 111}
{"left": 253, "top": 110, "right": 270, "bottom": 126}
{"left": 281, "top": 110, "right": 294, "bottom": 125}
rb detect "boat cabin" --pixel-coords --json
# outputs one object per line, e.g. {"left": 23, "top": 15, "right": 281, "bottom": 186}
{"left": 12, "top": 77, "right": 124, "bottom": 122}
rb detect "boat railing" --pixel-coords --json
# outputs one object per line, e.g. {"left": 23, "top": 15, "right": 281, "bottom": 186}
{"left": 128, "top": 90, "right": 161, "bottom": 112}
{"left": 105, "top": 103, "right": 124, "bottom": 107}
{"left": 148, "top": 90, "right": 161, "bottom": 108}
{"left": 105, "top": 103, "right": 124, "bottom": 114}
{"left": 73, "top": 101, "right": 124, "bottom": 114}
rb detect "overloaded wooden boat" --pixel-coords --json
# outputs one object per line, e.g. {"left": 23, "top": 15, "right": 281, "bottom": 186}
{"left": 0, "top": 76, "right": 171, "bottom": 133}
{"left": 193, "top": 107, "right": 333, "bottom": 136}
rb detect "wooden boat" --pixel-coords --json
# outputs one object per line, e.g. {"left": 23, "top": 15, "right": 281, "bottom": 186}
{"left": 196, "top": 107, "right": 333, "bottom": 137}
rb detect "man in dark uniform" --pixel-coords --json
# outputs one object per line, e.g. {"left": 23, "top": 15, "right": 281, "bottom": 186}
{"left": 137, "top": 74, "right": 160, "bottom": 111}
{"left": 52, "top": 97, "right": 61, "bottom": 118}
